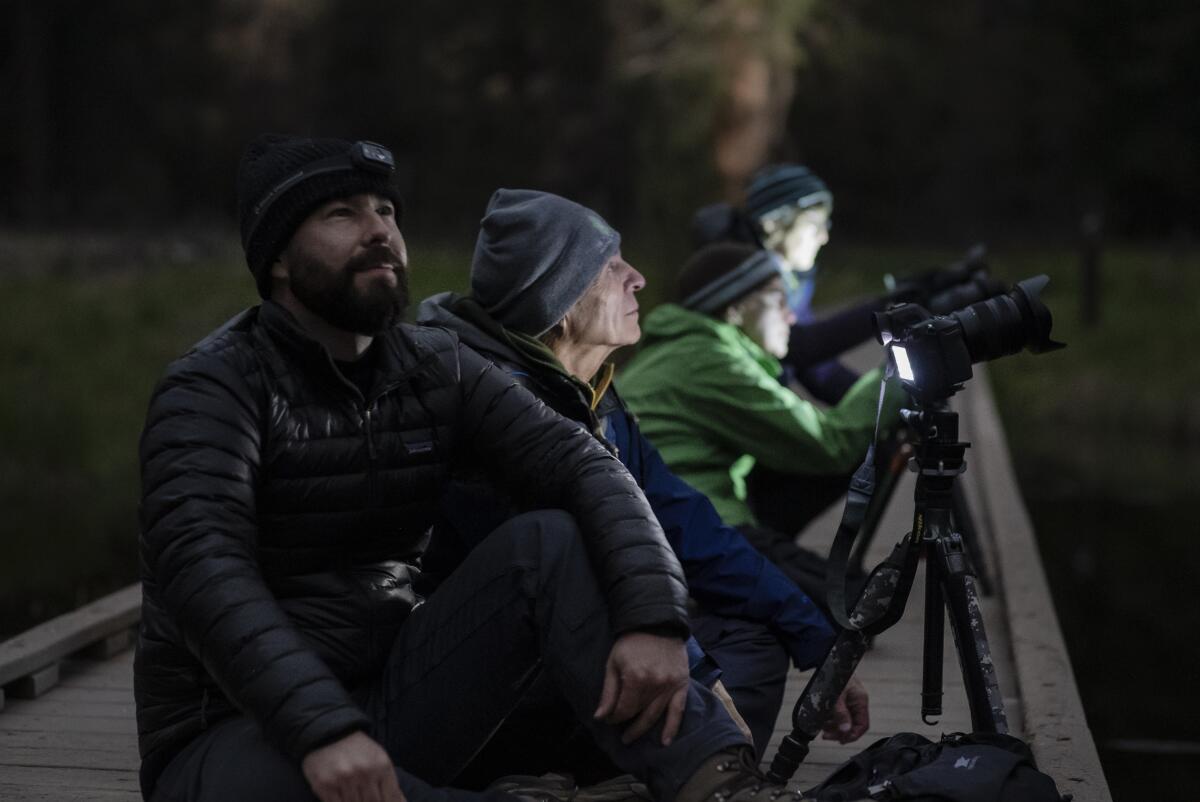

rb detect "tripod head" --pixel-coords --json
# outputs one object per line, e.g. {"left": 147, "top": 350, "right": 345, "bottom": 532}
{"left": 901, "top": 405, "right": 968, "bottom": 486}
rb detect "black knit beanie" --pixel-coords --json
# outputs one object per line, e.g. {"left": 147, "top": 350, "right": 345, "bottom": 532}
{"left": 470, "top": 189, "right": 621, "bottom": 336}
{"left": 676, "top": 242, "right": 788, "bottom": 315}
{"left": 236, "top": 134, "right": 404, "bottom": 297}
{"left": 743, "top": 164, "right": 832, "bottom": 223}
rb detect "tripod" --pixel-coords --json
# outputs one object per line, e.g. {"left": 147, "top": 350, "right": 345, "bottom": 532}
{"left": 766, "top": 404, "right": 1007, "bottom": 784}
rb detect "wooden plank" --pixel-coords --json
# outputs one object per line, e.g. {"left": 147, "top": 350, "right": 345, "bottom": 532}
{"left": 0, "top": 728, "right": 137, "bottom": 753}
{"left": 0, "top": 584, "right": 140, "bottom": 688}
{"left": 0, "top": 746, "right": 139, "bottom": 771}
{"left": 7, "top": 662, "right": 60, "bottom": 699}
{"left": 0, "top": 712, "right": 136, "bottom": 735}
{"left": 0, "top": 765, "right": 139, "bottom": 791}
{"left": 1, "top": 697, "right": 135, "bottom": 719}
{"left": 56, "top": 657, "right": 135, "bottom": 691}
{"left": 26, "top": 686, "right": 131, "bottom": 704}
{"left": 0, "top": 784, "right": 139, "bottom": 801}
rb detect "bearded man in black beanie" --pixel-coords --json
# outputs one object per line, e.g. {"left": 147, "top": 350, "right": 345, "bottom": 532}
{"left": 134, "top": 135, "right": 765, "bottom": 802}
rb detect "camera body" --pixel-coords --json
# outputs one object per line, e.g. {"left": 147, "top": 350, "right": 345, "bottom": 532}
{"left": 876, "top": 274, "right": 1064, "bottom": 404}
{"left": 877, "top": 305, "right": 975, "bottom": 403}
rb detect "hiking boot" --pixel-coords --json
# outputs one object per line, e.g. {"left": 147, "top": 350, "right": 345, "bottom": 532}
{"left": 490, "top": 772, "right": 652, "bottom": 802}
{"left": 574, "top": 774, "right": 652, "bottom": 802}
{"left": 676, "top": 748, "right": 812, "bottom": 802}
{"left": 489, "top": 772, "right": 577, "bottom": 802}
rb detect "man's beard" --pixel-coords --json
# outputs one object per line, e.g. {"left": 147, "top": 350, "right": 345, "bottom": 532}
{"left": 289, "top": 244, "right": 409, "bottom": 335}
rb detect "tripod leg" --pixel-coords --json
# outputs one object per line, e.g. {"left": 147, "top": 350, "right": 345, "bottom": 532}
{"left": 951, "top": 481, "right": 993, "bottom": 595}
{"left": 937, "top": 532, "right": 1008, "bottom": 734}
{"left": 921, "top": 552, "right": 944, "bottom": 724}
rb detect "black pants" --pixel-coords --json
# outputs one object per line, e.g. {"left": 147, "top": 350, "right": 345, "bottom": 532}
{"left": 689, "top": 611, "right": 788, "bottom": 757}
{"left": 151, "top": 511, "right": 747, "bottom": 802}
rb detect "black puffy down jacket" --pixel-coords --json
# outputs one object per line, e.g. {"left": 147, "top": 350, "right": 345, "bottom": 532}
{"left": 134, "top": 301, "right": 688, "bottom": 796}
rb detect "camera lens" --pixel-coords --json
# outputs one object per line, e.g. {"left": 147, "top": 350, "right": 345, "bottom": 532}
{"left": 952, "top": 275, "right": 1062, "bottom": 363}
{"left": 927, "top": 274, "right": 1006, "bottom": 315}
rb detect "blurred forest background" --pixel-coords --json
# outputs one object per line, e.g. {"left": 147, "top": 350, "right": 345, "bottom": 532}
{"left": 2, "top": 1, "right": 1198, "bottom": 799}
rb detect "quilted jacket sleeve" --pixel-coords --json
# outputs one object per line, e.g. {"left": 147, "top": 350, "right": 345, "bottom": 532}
{"left": 452, "top": 344, "right": 690, "bottom": 638}
{"left": 139, "top": 349, "right": 367, "bottom": 765}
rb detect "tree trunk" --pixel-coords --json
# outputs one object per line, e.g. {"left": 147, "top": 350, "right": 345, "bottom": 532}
{"left": 712, "top": 1, "right": 797, "bottom": 201}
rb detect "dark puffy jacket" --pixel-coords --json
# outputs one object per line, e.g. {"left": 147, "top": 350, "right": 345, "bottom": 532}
{"left": 135, "top": 301, "right": 688, "bottom": 797}
{"left": 417, "top": 294, "right": 834, "bottom": 670}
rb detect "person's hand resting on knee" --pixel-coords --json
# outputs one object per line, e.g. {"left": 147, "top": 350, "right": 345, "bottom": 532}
{"left": 303, "top": 731, "right": 405, "bottom": 802}
{"left": 594, "top": 632, "right": 691, "bottom": 746}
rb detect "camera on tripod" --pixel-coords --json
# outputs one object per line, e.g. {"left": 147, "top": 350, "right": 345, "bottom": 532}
{"left": 766, "top": 273, "right": 1068, "bottom": 785}
{"left": 873, "top": 274, "right": 1065, "bottom": 404}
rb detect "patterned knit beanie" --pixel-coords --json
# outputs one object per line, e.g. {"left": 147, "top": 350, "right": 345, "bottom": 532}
{"left": 743, "top": 164, "right": 833, "bottom": 223}
{"left": 676, "top": 242, "right": 788, "bottom": 315}
{"left": 236, "top": 134, "right": 404, "bottom": 297}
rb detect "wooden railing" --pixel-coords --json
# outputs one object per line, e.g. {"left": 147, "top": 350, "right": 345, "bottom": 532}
{"left": 961, "top": 368, "right": 1112, "bottom": 802}
{"left": 0, "top": 583, "right": 140, "bottom": 708}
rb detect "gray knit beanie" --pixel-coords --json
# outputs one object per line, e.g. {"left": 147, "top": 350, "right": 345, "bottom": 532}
{"left": 470, "top": 189, "right": 621, "bottom": 336}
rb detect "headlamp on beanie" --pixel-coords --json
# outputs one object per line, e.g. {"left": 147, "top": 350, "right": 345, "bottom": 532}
{"left": 243, "top": 140, "right": 395, "bottom": 248}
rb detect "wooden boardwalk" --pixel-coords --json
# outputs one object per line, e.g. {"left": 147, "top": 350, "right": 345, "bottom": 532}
{"left": 0, "top": 651, "right": 138, "bottom": 800}
{"left": 0, "top": 367, "right": 1111, "bottom": 800}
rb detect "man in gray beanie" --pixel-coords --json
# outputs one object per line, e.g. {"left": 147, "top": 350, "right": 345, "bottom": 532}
{"left": 470, "top": 188, "right": 623, "bottom": 337}
{"left": 420, "top": 190, "right": 866, "bottom": 770}
{"left": 136, "top": 140, "right": 760, "bottom": 802}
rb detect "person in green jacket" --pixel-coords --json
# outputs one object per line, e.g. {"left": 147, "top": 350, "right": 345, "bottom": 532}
{"left": 619, "top": 242, "right": 904, "bottom": 598}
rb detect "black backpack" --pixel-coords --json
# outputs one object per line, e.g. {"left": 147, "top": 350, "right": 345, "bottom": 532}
{"left": 804, "top": 732, "right": 1071, "bottom": 802}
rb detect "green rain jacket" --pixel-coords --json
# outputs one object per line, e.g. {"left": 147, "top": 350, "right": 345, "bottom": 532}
{"left": 619, "top": 303, "right": 903, "bottom": 527}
